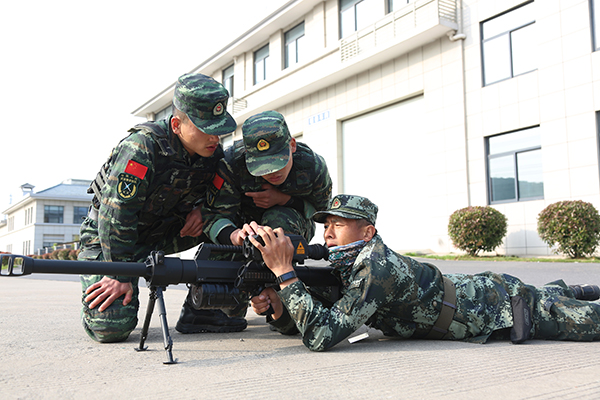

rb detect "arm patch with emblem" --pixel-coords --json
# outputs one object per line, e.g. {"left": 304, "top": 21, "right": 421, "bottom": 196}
{"left": 117, "top": 173, "right": 140, "bottom": 200}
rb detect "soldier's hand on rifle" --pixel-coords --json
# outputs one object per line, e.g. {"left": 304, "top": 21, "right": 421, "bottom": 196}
{"left": 84, "top": 276, "right": 134, "bottom": 312}
{"left": 245, "top": 183, "right": 291, "bottom": 209}
{"left": 180, "top": 207, "right": 204, "bottom": 237}
{"left": 249, "top": 226, "right": 297, "bottom": 288}
{"left": 230, "top": 221, "right": 262, "bottom": 246}
{"left": 251, "top": 287, "right": 283, "bottom": 320}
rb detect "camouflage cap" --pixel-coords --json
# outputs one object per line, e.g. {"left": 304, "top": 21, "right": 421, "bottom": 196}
{"left": 173, "top": 73, "right": 237, "bottom": 136}
{"left": 243, "top": 111, "right": 291, "bottom": 176}
{"left": 312, "top": 194, "right": 378, "bottom": 226}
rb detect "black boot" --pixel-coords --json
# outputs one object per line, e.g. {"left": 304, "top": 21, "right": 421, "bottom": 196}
{"left": 569, "top": 284, "right": 600, "bottom": 301}
{"left": 175, "top": 299, "right": 247, "bottom": 334}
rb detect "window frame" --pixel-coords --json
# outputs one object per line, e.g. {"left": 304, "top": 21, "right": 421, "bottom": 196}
{"left": 73, "top": 206, "right": 88, "bottom": 224}
{"left": 253, "top": 44, "right": 269, "bottom": 85}
{"left": 480, "top": 1, "right": 536, "bottom": 86}
{"left": 387, "top": 0, "right": 414, "bottom": 13}
{"left": 44, "top": 205, "right": 64, "bottom": 224}
{"left": 284, "top": 22, "right": 305, "bottom": 69}
{"left": 591, "top": 0, "right": 600, "bottom": 51}
{"left": 486, "top": 126, "right": 544, "bottom": 204}
{"left": 222, "top": 64, "right": 234, "bottom": 98}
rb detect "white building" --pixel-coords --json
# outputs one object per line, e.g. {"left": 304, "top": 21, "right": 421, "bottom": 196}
{"left": 0, "top": 180, "right": 93, "bottom": 255}
{"left": 134, "top": 0, "right": 600, "bottom": 256}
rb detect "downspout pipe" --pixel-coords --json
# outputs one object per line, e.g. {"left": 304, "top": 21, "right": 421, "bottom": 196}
{"left": 447, "top": 0, "right": 466, "bottom": 41}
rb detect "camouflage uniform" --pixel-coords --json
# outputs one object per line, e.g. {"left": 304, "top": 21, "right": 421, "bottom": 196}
{"left": 203, "top": 111, "right": 332, "bottom": 244}
{"left": 270, "top": 195, "right": 600, "bottom": 351}
{"left": 79, "top": 73, "right": 236, "bottom": 343}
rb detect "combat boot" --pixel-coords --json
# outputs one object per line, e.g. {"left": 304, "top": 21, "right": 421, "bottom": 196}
{"left": 569, "top": 284, "right": 600, "bottom": 301}
{"left": 175, "top": 298, "right": 247, "bottom": 334}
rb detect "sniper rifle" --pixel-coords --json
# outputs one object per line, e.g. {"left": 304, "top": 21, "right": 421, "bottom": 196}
{"left": 0, "top": 235, "right": 339, "bottom": 364}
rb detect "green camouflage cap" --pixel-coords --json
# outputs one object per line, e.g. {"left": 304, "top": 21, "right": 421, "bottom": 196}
{"left": 173, "top": 73, "right": 237, "bottom": 136}
{"left": 243, "top": 111, "right": 291, "bottom": 176}
{"left": 312, "top": 194, "right": 378, "bottom": 225}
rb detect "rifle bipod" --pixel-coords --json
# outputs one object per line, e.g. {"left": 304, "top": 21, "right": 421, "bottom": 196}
{"left": 134, "top": 286, "right": 177, "bottom": 364}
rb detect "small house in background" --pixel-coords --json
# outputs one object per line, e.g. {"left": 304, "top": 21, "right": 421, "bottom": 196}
{"left": 0, "top": 180, "right": 92, "bottom": 255}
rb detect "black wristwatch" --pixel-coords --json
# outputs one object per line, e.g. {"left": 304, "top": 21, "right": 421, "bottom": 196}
{"left": 276, "top": 270, "right": 297, "bottom": 285}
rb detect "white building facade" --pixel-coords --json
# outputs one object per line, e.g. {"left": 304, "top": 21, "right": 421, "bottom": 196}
{"left": 135, "top": 0, "right": 600, "bottom": 256}
{"left": 0, "top": 180, "right": 93, "bottom": 255}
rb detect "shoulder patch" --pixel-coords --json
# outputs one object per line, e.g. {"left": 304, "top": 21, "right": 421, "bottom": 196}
{"left": 117, "top": 173, "right": 140, "bottom": 200}
{"left": 124, "top": 160, "right": 148, "bottom": 180}
{"left": 212, "top": 174, "right": 224, "bottom": 190}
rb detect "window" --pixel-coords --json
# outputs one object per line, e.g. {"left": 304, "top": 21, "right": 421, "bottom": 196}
{"left": 285, "top": 22, "right": 305, "bottom": 68}
{"left": 8, "top": 216, "right": 14, "bottom": 231}
{"left": 592, "top": 0, "right": 600, "bottom": 51}
{"left": 44, "top": 205, "right": 64, "bottom": 223}
{"left": 73, "top": 206, "right": 88, "bottom": 223}
{"left": 481, "top": 2, "right": 536, "bottom": 86}
{"left": 487, "top": 127, "right": 543, "bottom": 203}
{"left": 220, "top": 134, "right": 234, "bottom": 150}
{"left": 154, "top": 105, "right": 171, "bottom": 121}
{"left": 24, "top": 207, "right": 33, "bottom": 225}
{"left": 340, "top": 0, "right": 379, "bottom": 38}
{"left": 43, "top": 234, "right": 64, "bottom": 249}
{"left": 387, "top": 0, "right": 414, "bottom": 13}
{"left": 6, "top": 244, "right": 12, "bottom": 253}
{"left": 23, "top": 240, "right": 31, "bottom": 256}
{"left": 222, "top": 64, "right": 234, "bottom": 98}
{"left": 254, "top": 44, "right": 269, "bottom": 85}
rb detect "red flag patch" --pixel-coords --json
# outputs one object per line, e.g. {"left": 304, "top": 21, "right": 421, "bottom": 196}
{"left": 124, "top": 160, "right": 148, "bottom": 180}
{"left": 212, "top": 174, "right": 224, "bottom": 190}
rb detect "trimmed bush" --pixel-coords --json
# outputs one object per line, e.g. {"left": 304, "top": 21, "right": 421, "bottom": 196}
{"left": 49, "top": 249, "right": 61, "bottom": 260}
{"left": 448, "top": 206, "right": 508, "bottom": 256}
{"left": 537, "top": 200, "right": 600, "bottom": 258}
{"left": 57, "top": 249, "right": 71, "bottom": 260}
{"left": 68, "top": 249, "right": 79, "bottom": 260}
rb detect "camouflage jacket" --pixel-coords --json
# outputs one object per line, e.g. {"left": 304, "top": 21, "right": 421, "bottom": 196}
{"left": 203, "top": 141, "right": 332, "bottom": 243}
{"left": 275, "top": 235, "right": 518, "bottom": 351}
{"left": 79, "top": 117, "right": 223, "bottom": 269}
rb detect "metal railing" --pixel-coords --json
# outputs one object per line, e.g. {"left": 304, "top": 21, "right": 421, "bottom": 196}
{"left": 228, "top": 97, "right": 248, "bottom": 114}
{"left": 340, "top": 0, "right": 457, "bottom": 62}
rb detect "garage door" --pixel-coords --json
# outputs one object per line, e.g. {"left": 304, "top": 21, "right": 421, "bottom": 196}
{"left": 342, "top": 95, "right": 429, "bottom": 251}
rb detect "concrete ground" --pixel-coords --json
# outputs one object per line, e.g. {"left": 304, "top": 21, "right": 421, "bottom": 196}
{"left": 1, "top": 258, "right": 599, "bottom": 399}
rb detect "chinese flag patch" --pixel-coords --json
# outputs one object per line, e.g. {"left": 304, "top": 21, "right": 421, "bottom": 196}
{"left": 212, "top": 174, "right": 224, "bottom": 190}
{"left": 124, "top": 160, "right": 148, "bottom": 180}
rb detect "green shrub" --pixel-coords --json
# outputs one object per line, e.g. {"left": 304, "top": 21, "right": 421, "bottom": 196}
{"left": 537, "top": 200, "right": 600, "bottom": 258}
{"left": 57, "top": 249, "right": 70, "bottom": 260}
{"left": 68, "top": 249, "right": 79, "bottom": 260}
{"left": 49, "top": 250, "right": 61, "bottom": 260}
{"left": 448, "top": 206, "right": 508, "bottom": 256}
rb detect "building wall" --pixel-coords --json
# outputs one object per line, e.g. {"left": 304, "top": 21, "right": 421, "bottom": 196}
{"left": 157, "top": 0, "right": 600, "bottom": 256}
{"left": 0, "top": 197, "right": 90, "bottom": 255}
{"left": 275, "top": 0, "right": 599, "bottom": 255}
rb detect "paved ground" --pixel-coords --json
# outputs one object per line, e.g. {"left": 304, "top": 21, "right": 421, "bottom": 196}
{"left": 1, "top": 258, "right": 599, "bottom": 399}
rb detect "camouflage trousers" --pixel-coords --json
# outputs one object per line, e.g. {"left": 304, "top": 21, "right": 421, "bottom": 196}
{"left": 79, "top": 250, "right": 140, "bottom": 343}
{"left": 531, "top": 280, "right": 600, "bottom": 341}
{"left": 477, "top": 272, "right": 600, "bottom": 342}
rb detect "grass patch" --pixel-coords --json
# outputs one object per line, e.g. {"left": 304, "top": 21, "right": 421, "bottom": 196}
{"left": 402, "top": 253, "right": 600, "bottom": 263}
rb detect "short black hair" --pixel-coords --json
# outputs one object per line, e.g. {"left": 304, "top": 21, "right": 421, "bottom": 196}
{"left": 172, "top": 105, "right": 189, "bottom": 122}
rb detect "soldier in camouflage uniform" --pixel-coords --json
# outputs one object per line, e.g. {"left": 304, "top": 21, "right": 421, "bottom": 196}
{"left": 79, "top": 73, "right": 245, "bottom": 343}
{"left": 202, "top": 110, "right": 332, "bottom": 247}
{"left": 250, "top": 194, "right": 600, "bottom": 351}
